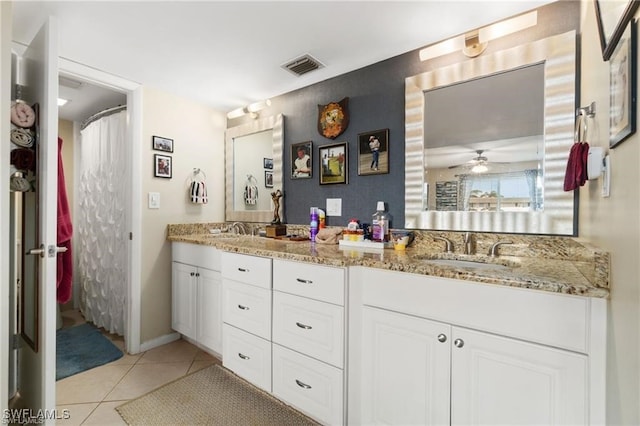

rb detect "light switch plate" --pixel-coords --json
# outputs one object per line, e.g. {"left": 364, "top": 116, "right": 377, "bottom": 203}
{"left": 326, "top": 198, "right": 342, "bottom": 216}
{"left": 148, "top": 192, "right": 160, "bottom": 209}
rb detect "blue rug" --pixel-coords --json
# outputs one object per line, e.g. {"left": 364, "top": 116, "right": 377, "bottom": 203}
{"left": 56, "top": 323, "right": 124, "bottom": 381}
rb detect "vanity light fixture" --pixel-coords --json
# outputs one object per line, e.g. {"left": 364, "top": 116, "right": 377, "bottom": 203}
{"left": 227, "top": 99, "right": 272, "bottom": 120}
{"left": 419, "top": 10, "right": 537, "bottom": 61}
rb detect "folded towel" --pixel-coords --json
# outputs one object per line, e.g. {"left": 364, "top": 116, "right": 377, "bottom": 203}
{"left": 315, "top": 228, "right": 343, "bottom": 244}
{"left": 564, "top": 142, "right": 589, "bottom": 191}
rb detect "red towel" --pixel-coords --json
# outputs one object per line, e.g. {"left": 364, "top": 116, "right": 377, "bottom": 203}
{"left": 564, "top": 142, "right": 590, "bottom": 191}
{"left": 57, "top": 137, "right": 73, "bottom": 303}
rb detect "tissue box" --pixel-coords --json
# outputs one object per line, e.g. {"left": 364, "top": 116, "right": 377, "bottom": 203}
{"left": 265, "top": 224, "right": 286, "bottom": 237}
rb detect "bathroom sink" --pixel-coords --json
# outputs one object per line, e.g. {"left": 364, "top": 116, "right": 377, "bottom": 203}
{"left": 423, "top": 258, "right": 511, "bottom": 270}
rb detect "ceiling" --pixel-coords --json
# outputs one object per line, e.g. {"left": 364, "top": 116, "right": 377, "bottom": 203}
{"left": 11, "top": 1, "right": 554, "bottom": 121}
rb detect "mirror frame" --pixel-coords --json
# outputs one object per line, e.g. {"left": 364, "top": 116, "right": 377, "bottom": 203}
{"left": 225, "top": 114, "right": 284, "bottom": 223}
{"left": 405, "top": 31, "right": 577, "bottom": 235}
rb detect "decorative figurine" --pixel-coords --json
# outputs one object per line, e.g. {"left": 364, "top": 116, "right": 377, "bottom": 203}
{"left": 271, "top": 189, "right": 283, "bottom": 224}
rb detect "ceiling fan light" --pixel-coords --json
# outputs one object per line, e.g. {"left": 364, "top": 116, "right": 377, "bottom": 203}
{"left": 471, "top": 164, "right": 488, "bottom": 174}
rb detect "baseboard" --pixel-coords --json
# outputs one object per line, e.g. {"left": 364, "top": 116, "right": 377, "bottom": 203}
{"left": 139, "top": 332, "right": 180, "bottom": 352}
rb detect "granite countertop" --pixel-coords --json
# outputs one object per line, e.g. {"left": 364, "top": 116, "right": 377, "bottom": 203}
{"left": 168, "top": 226, "right": 610, "bottom": 299}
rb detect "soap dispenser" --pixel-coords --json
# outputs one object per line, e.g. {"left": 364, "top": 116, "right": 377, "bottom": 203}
{"left": 371, "top": 201, "right": 392, "bottom": 242}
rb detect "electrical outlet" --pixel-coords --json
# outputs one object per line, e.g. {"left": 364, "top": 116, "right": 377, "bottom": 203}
{"left": 326, "top": 198, "right": 342, "bottom": 216}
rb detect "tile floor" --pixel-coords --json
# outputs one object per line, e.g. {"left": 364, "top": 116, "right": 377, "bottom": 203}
{"left": 56, "top": 309, "right": 221, "bottom": 425}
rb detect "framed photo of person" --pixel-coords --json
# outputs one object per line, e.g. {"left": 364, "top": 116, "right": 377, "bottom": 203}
{"left": 357, "top": 128, "right": 389, "bottom": 175}
{"left": 152, "top": 135, "right": 174, "bottom": 153}
{"left": 265, "top": 170, "right": 274, "bottom": 188}
{"left": 319, "top": 142, "right": 348, "bottom": 185}
{"left": 154, "top": 154, "right": 172, "bottom": 178}
{"left": 609, "top": 19, "right": 637, "bottom": 148}
{"left": 263, "top": 158, "right": 273, "bottom": 169}
{"left": 291, "top": 141, "right": 312, "bottom": 179}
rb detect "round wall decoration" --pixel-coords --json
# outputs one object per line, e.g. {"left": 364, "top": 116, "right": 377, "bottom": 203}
{"left": 318, "top": 97, "right": 349, "bottom": 139}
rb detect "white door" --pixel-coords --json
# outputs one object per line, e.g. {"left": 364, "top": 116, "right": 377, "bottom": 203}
{"left": 451, "top": 327, "right": 588, "bottom": 425}
{"left": 196, "top": 267, "right": 222, "bottom": 354}
{"left": 17, "top": 17, "right": 59, "bottom": 419}
{"left": 361, "top": 306, "right": 451, "bottom": 426}
{"left": 171, "top": 262, "right": 196, "bottom": 339}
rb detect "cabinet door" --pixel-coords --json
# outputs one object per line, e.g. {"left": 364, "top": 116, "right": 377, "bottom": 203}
{"left": 196, "top": 267, "right": 222, "bottom": 354}
{"left": 171, "top": 262, "right": 196, "bottom": 339}
{"left": 451, "top": 327, "right": 587, "bottom": 425}
{"left": 361, "top": 306, "right": 451, "bottom": 426}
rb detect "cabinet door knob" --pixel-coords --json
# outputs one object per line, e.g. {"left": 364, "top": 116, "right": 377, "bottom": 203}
{"left": 190, "top": 272, "right": 195, "bottom": 277}
{"left": 296, "top": 322, "right": 312, "bottom": 330}
{"left": 195, "top": 272, "right": 200, "bottom": 277}
{"left": 437, "top": 334, "right": 447, "bottom": 343}
{"left": 454, "top": 338, "right": 465, "bottom": 348}
{"left": 296, "top": 278, "right": 313, "bottom": 284}
{"left": 295, "top": 379, "right": 312, "bottom": 389}
{"left": 238, "top": 353, "right": 250, "bottom": 360}
{"left": 237, "top": 304, "right": 250, "bottom": 310}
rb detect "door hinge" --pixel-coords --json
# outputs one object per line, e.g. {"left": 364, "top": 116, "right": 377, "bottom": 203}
{"left": 11, "top": 334, "right": 20, "bottom": 350}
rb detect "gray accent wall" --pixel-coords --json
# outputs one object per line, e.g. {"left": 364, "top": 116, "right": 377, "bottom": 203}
{"left": 228, "top": 1, "right": 579, "bottom": 229}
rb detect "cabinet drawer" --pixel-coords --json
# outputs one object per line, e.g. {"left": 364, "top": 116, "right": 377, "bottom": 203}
{"left": 273, "top": 291, "right": 344, "bottom": 368}
{"left": 172, "top": 242, "right": 221, "bottom": 271}
{"left": 273, "top": 259, "right": 344, "bottom": 305}
{"left": 273, "top": 343, "right": 344, "bottom": 426}
{"left": 223, "top": 324, "right": 271, "bottom": 392}
{"left": 223, "top": 280, "right": 271, "bottom": 340}
{"left": 222, "top": 252, "right": 272, "bottom": 289}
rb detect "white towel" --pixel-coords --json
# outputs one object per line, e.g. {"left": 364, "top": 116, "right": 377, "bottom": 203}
{"left": 190, "top": 180, "right": 208, "bottom": 204}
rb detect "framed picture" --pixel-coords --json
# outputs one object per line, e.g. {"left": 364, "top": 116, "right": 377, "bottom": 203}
{"left": 358, "top": 128, "right": 389, "bottom": 175}
{"left": 609, "top": 19, "right": 637, "bottom": 148}
{"left": 154, "top": 154, "right": 172, "bottom": 178}
{"left": 319, "top": 142, "right": 348, "bottom": 185}
{"left": 265, "top": 170, "right": 273, "bottom": 188}
{"left": 594, "top": 0, "right": 639, "bottom": 60}
{"left": 263, "top": 158, "right": 273, "bottom": 169}
{"left": 152, "top": 135, "right": 173, "bottom": 153}
{"left": 291, "top": 141, "right": 312, "bottom": 179}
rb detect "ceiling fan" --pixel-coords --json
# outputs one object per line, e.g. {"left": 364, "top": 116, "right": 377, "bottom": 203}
{"left": 448, "top": 150, "right": 504, "bottom": 173}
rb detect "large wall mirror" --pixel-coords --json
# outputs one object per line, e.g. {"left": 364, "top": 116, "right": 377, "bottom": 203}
{"left": 225, "top": 114, "right": 283, "bottom": 223}
{"left": 405, "top": 31, "right": 577, "bottom": 235}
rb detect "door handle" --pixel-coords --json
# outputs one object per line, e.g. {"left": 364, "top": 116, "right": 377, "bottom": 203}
{"left": 27, "top": 245, "right": 45, "bottom": 258}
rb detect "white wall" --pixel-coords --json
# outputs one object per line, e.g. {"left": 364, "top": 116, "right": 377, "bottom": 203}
{"left": 140, "top": 86, "right": 225, "bottom": 343}
{"left": 579, "top": 2, "right": 640, "bottom": 424}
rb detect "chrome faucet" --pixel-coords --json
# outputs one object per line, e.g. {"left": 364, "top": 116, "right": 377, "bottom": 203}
{"left": 230, "top": 222, "right": 248, "bottom": 235}
{"left": 462, "top": 232, "right": 475, "bottom": 255}
{"left": 488, "top": 241, "right": 513, "bottom": 257}
{"left": 433, "top": 236, "right": 454, "bottom": 253}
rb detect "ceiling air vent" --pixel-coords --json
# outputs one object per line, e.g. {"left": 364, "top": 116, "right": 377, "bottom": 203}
{"left": 282, "top": 54, "right": 324, "bottom": 77}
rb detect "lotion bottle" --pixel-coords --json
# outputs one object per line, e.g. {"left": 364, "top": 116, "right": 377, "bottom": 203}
{"left": 371, "top": 201, "right": 392, "bottom": 242}
{"left": 310, "top": 207, "right": 319, "bottom": 241}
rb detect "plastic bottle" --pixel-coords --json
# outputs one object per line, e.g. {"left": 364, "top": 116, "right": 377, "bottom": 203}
{"left": 371, "top": 201, "right": 392, "bottom": 242}
{"left": 318, "top": 208, "right": 326, "bottom": 229}
{"left": 310, "top": 207, "right": 319, "bottom": 242}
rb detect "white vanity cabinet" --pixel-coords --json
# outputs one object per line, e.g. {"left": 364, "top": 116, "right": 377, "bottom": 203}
{"left": 221, "top": 252, "right": 273, "bottom": 392}
{"left": 272, "top": 259, "right": 346, "bottom": 426}
{"left": 349, "top": 267, "right": 606, "bottom": 426}
{"left": 171, "top": 242, "right": 222, "bottom": 355}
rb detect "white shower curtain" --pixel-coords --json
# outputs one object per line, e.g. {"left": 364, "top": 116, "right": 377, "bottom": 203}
{"left": 77, "top": 109, "right": 128, "bottom": 335}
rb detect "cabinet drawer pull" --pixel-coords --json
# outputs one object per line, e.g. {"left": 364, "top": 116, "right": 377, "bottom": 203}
{"left": 237, "top": 304, "right": 250, "bottom": 310}
{"left": 295, "top": 379, "right": 312, "bottom": 389}
{"left": 296, "top": 322, "right": 312, "bottom": 330}
{"left": 238, "top": 353, "right": 250, "bottom": 360}
{"left": 296, "top": 278, "right": 313, "bottom": 284}
{"left": 237, "top": 267, "right": 249, "bottom": 272}
{"left": 454, "top": 338, "right": 465, "bottom": 348}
